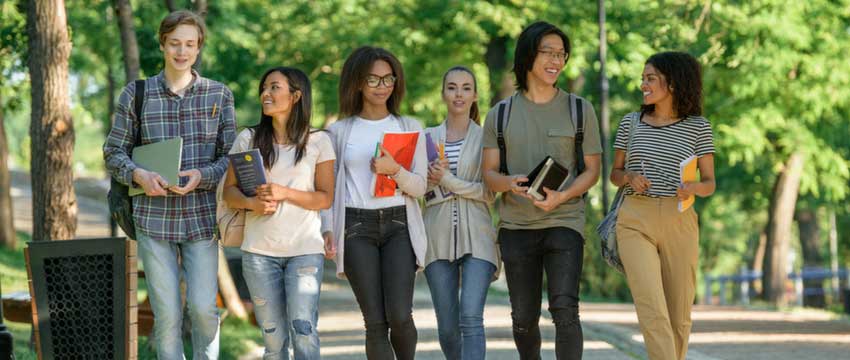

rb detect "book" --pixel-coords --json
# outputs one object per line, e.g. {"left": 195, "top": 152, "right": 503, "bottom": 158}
{"left": 678, "top": 155, "right": 698, "bottom": 212}
{"left": 522, "top": 156, "right": 569, "bottom": 201}
{"left": 129, "top": 137, "right": 183, "bottom": 196}
{"left": 373, "top": 131, "right": 420, "bottom": 197}
{"left": 227, "top": 149, "right": 268, "bottom": 197}
{"left": 424, "top": 133, "right": 454, "bottom": 205}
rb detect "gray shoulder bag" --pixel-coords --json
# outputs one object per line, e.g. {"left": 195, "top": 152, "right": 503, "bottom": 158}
{"left": 596, "top": 112, "right": 640, "bottom": 274}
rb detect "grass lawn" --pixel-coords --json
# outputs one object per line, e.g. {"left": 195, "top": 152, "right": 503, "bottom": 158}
{"left": 1, "top": 232, "right": 263, "bottom": 359}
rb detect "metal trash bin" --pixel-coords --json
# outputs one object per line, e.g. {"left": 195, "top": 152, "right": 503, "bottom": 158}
{"left": 26, "top": 238, "right": 137, "bottom": 359}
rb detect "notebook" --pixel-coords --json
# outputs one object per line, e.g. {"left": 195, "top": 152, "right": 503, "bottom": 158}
{"left": 129, "top": 137, "right": 183, "bottom": 196}
{"left": 227, "top": 149, "right": 268, "bottom": 197}
{"left": 678, "top": 155, "right": 698, "bottom": 212}
{"left": 522, "top": 156, "right": 570, "bottom": 201}
{"left": 373, "top": 131, "right": 420, "bottom": 197}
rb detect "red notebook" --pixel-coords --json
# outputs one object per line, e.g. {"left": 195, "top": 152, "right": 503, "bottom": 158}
{"left": 373, "top": 131, "right": 420, "bottom": 197}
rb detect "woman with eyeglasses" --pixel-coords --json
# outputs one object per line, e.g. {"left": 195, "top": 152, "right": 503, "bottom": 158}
{"left": 222, "top": 67, "right": 335, "bottom": 359}
{"left": 610, "top": 51, "right": 715, "bottom": 360}
{"left": 320, "top": 46, "right": 427, "bottom": 360}
{"left": 422, "top": 66, "right": 499, "bottom": 360}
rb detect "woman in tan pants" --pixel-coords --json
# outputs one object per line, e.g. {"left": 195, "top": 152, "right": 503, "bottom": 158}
{"left": 609, "top": 51, "right": 716, "bottom": 360}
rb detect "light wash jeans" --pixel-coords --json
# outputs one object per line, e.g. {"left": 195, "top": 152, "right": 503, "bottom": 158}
{"left": 424, "top": 255, "right": 496, "bottom": 360}
{"left": 242, "top": 252, "right": 324, "bottom": 360}
{"left": 136, "top": 232, "right": 220, "bottom": 360}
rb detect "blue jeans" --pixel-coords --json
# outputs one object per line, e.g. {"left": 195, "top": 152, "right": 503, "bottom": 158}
{"left": 242, "top": 252, "right": 324, "bottom": 360}
{"left": 136, "top": 233, "right": 220, "bottom": 360}
{"left": 425, "top": 255, "right": 496, "bottom": 360}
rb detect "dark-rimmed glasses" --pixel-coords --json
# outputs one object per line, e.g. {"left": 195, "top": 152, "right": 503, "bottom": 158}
{"left": 365, "top": 74, "right": 397, "bottom": 88}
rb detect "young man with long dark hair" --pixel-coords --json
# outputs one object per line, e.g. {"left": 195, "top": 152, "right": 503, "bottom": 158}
{"left": 482, "top": 21, "right": 603, "bottom": 359}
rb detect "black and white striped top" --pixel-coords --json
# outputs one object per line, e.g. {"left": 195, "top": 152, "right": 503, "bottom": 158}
{"left": 445, "top": 138, "right": 463, "bottom": 227}
{"left": 614, "top": 112, "right": 714, "bottom": 198}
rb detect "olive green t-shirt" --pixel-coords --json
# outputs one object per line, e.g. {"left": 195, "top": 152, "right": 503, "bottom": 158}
{"left": 482, "top": 89, "right": 602, "bottom": 233}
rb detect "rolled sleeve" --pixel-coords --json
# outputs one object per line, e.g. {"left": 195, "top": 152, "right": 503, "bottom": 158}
{"left": 198, "top": 89, "right": 237, "bottom": 190}
{"left": 103, "top": 82, "right": 140, "bottom": 186}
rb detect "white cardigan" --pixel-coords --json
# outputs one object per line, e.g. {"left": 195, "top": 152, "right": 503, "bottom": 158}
{"left": 423, "top": 122, "right": 500, "bottom": 277}
{"left": 321, "top": 116, "right": 428, "bottom": 278}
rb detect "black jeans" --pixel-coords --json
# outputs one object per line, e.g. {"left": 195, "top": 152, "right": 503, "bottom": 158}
{"left": 344, "top": 206, "right": 418, "bottom": 360}
{"left": 499, "top": 227, "right": 584, "bottom": 360}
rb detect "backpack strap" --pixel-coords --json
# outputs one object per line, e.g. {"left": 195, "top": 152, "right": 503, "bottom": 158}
{"left": 496, "top": 96, "right": 513, "bottom": 174}
{"left": 570, "top": 94, "right": 585, "bottom": 175}
{"left": 133, "top": 79, "right": 145, "bottom": 147}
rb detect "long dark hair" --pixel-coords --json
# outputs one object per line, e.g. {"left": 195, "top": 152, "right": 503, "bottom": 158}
{"left": 640, "top": 51, "right": 703, "bottom": 117}
{"left": 338, "top": 46, "right": 406, "bottom": 118}
{"left": 442, "top": 66, "right": 480, "bottom": 125}
{"left": 251, "top": 67, "right": 313, "bottom": 169}
{"left": 513, "top": 21, "right": 571, "bottom": 92}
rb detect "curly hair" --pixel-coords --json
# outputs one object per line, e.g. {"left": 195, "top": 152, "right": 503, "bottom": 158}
{"left": 640, "top": 51, "right": 703, "bottom": 117}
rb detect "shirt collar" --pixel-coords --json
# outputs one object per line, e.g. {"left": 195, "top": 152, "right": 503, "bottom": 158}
{"left": 155, "top": 69, "right": 201, "bottom": 97}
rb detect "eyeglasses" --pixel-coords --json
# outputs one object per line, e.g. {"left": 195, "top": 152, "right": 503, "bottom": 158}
{"left": 365, "top": 74, "right": 397, "bottom": 88}
{"left": 538, "top": 50, "right": 568, "bottom": 62}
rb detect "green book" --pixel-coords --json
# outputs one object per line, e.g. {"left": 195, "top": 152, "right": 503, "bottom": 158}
{"left": 129, "top": 137, "right": 183, "bottom": 196}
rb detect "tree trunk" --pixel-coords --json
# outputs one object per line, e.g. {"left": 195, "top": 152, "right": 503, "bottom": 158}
{"left": 217, "top": 247, "right": 248, "bottom": 320}
{"left": 762, "top": 152, "right": 805, "bottom": 306}
{"left": 113, "top": 0, "right": 140, "bottom": 83}
{"left": 485, "top": 35, "right": 512, "bottom": 105}
{"left": 27, "top": 0, "right": 77, "bottom": 242}
{"left": 0, "top": 93, "right": 15, "bottom": 249}
{"left": 165, "top": 0, "right": 177, "bottom": 12}
{"left": 191, "top": 0, "right": 207, "bottom": 74}
{"left": 750, "top": 230, "right": 767, "bottom": 296}
{"left": 796, "top": 207, "right": 825, "bottom": 308}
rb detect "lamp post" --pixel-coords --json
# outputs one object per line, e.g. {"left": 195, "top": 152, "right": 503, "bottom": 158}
{"left": 598, "top": 0, "right": 611, "bottom": 212}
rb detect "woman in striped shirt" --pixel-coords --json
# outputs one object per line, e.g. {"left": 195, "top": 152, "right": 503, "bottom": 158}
{"left": 610, "top": 51, "right": 716, "bottom": 360}
{"left": 422, "top": 66, "right": 499, "bottom": 359}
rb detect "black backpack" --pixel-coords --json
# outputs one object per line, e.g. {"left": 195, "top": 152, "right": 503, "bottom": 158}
{"left": 107, "top": 79, "right": 145, "bottom": 239}
{"left": 495, "top": 92, "right": 587, "bottom": 184}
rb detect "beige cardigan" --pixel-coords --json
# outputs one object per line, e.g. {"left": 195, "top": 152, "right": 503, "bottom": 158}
{"left": 423, "top": 122, "right": 500, "bottom": 277}
{"left": 321, "top": 116, "right": 428, "bottom": 278}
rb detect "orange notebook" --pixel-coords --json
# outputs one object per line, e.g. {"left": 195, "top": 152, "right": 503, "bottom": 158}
{"left": 373, "top": 131, "right": 420, "bottom": 197}
{"left": 679, "top": 155, "right": 698, "bottom": 212}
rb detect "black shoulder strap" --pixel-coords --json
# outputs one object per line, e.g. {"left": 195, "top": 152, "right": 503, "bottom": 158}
{"left": 133, "top": 79, "right": 145, "bottom": 147}
{"left": 496, "top": 96, "right": 512, "bottom": 174}
{"left": 574, "top": 94, "right": 585, "bottom": 175}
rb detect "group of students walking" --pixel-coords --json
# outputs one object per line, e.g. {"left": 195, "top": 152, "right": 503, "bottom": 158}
{"left": 103, "top": 10, "right": 715, "bottom": 360}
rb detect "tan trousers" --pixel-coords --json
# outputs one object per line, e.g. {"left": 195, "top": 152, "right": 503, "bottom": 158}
{"left": 616, "top": 195, "right": 699, "bottom": 360}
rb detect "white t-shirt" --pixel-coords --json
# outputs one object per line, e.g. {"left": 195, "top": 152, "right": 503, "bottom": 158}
{"left": 344, "top": 116, "right": 406, "bottom": 209}
{"left": 230, "top": 128, "right": 336, "bottom": 257}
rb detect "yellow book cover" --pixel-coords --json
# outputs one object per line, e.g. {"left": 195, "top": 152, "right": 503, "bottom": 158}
{"left": 679, "top": 155, "right": 698, "bottom": 212}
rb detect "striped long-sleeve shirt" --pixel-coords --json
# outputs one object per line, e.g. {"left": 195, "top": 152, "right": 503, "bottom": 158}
{"left": 103, "top": 71, "right": 236, "bottom": 243}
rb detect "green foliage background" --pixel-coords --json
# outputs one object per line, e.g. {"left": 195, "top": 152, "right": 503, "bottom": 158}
{"left": 2, "top": 0, "right": 849, "bottom": 301}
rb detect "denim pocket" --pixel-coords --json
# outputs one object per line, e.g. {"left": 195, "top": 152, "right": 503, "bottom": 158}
{"left": 345, "top": 221, "right": 363, "bottom": 238}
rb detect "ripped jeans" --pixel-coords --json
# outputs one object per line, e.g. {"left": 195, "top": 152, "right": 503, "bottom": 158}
{"left": 499, "top": 227, "right": 584, "bottom": 360}
{"left": 242, "top": 252, "right": 324, "bottom": 360}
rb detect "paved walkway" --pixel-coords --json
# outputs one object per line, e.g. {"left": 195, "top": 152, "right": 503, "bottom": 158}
{"left": 10, "top": 170, "right": 850, "bottom": 359}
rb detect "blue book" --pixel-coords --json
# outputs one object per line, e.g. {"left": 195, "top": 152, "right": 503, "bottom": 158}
{"left": 227, "top": 149, "right": 267, "bottom": 197}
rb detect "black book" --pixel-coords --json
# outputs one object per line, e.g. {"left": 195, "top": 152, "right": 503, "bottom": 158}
{"left": 521, "top": 156, "right": 570, "bottom": 201}
{"left": 227, "top": 149, "right": 267, "bottom": 197}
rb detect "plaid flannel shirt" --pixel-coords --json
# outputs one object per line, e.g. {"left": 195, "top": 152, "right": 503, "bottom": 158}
{"left": 103, "top": 71, "right": 236, "bottom": 243}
